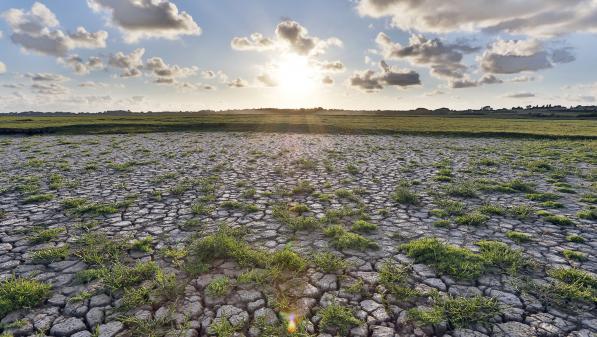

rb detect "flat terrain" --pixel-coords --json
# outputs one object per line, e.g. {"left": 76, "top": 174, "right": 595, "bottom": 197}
{"left": 0, "top": 132, "right": 596, "bottom": 337}
{"left": 1, "top": 114, "right": 597, "bottom": 138}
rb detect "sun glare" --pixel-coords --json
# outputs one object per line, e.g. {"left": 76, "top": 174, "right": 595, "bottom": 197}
{"left": 273, "top": 54, "right": 319, "bottom": 97}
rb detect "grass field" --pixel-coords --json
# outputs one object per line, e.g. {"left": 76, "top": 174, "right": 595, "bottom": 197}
{"left": 1, "top": 114, "right": 596, "bottom": 138}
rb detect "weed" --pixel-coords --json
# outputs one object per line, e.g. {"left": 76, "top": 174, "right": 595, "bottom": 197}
{"left": 206, "top": 277, "right": 231, "bottom": 297}
{"left": 446, "top": 182, "right": 477, "bottom": 198}
{"left": 318, "top": 302, "right": 361, "bottom": 335}
{"left": 392, "top": 186, "right": 418, "bottom": 205}
{"left": 24, "top": 193, "right": 54, "bottom": 203}
{"left": 209, "top": 318, "right": 238, "bottom": 337}
{"left": 323, "top": 225, "right": 378, "bottom": 251}
{"left": 291, "top": 181, "right": 314, "bottom": 195}
{"left": 577, "top": 207, "right": 597, "bottom": 220}
{"left": 526, "top": 193, "right": 560, "bottom": 202}
{"left": 541, "top": 201, "right": 564, "bottom": 208}
{"left": 312, "top": 252, "right": 349, "bottom": 273}
{"left": 75, "top": 233, "right": 127, "bottom": 266}
{"left": 506, "top": 231, "right": 532, "bottom": 243}
{"left": 476, "top": 240, "right": 526, "bottom": 274}
{"left": 478, "top": 204, "right": 506, "bottom": 216}
{"left": 455, "top": 212, "right": 489, "bottom": 226}
{"left": 0, "top": 277, "right": 51, "bottom": 317}
{"left": 191, "top": 203, "right": 214, "bottom": 215}
{"left": 401, "top": 238, "right": 484, "bottom": 280}
{"left": 131, "top": 236, "right": 154, "bottom": 253}
{"left": 346, "top": 164, "right": 359, "bottom": 175}
{"left": 562, "top": 249, "right": 587, "bottom": 262}
{"left": 379, "top": 261, "right": 418, "bottom": 299}
{"left": 31, "top": 246, "right": 70, "bottom": 263}
{"left": 409, "top": 295, "right": 500, "bottom": 329}
{"left": 30, "top": 227, "right": 65, "bottom": 244}
{"left": 546, "top": 267, "right": 596, "bottom": 303}
{"left": 545, "top": 215, "right": 575, "bottom": 226}
{"left": 566, "top": 234, "right": 585, "bottom": 243}
{"left": 509, "top": 205, "right": 534, "bottom": 219}
{"left": 351, "top": 220, "right": 377, "bottom": 232}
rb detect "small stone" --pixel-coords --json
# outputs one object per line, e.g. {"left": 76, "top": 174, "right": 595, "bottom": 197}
{"left": 50, "top": 317, "right": 87, "bottom": 337}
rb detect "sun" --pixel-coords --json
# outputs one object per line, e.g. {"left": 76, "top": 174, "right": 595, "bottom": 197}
{"left": 273, "top": 54, "right": 319, "bottom": 97}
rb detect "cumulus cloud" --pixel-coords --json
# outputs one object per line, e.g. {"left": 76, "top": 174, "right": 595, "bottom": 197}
{"left": 88, "top": 0, "right": 201, "bottom": 43}
{"left": 2, "top": 2, "right": 107, "bottom": 57}
{"left": 61, "top": 55, "right": 104, "bottom": 75}
{"left": 201, "top": 70, "right": 215, "bottom": 79}
{"left": 231, "top": 33, "right": 275, "bottom": 51}
{"left": 479, "top": 39, "right": 573, "bottom": 74}
{"left": 449, "top": 74, "right": 503, "bottom": 89}
{"left": 228, "top": 78, "right": 249, "bottom": 88}
{"left": 145, "top": 57, "right": 198, "bottom": 84}
{"left": 376, "top": 32, "right": 478, "bottom": 80}
{"left": 356, "top": 0, "right": 597, "bottom": 37}
{"left": 31, "top": 82, "right": 69, "bottom": 95}
{"left": 26, "top": 72, "right": 69, "bottom": 82}
{"left": 317, "top": 60, "right": 345, "bottom": 73}
{"left": 504, "top": 92, "right": 536, "bottom": 98}
{"left": 232, "top": 20, "right": 342, "bottom": 56}
{"left": 350, "top": 61, "right": 420, "bottom": 92}
{"left": 108, "top": 48, "right": 145, "bottom": 77}
{"left": 257, "top": 73, "right": 278, "bottom": 87}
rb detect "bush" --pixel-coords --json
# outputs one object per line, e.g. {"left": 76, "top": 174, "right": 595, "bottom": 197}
{"left": 0, "top": 277, "right": 51, "bottom": 317}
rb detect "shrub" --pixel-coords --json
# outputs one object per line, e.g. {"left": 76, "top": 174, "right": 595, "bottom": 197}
{"left": 312, "top": 252, "right": 348, "bottom": 273}
{"left": 318, "top": 302, "right": 361, "bottom": 335}
{"left": 0, "top": 277, "right": 51, "bottom": 317}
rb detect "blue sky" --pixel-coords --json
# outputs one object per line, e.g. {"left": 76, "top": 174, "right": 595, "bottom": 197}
{"left": 0, "top": 0, "right": 596, "bottom": 112}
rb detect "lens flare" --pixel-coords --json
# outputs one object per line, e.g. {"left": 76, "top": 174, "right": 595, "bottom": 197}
{"left": 287, "top": 313, "right": 297, "bottom": 334}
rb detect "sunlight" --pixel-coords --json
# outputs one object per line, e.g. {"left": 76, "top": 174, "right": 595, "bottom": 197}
{"left": 273, "top": 54, "right": 319, "bottom": 97}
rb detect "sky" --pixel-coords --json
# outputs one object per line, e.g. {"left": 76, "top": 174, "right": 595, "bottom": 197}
{"left": 0, "top": 0, "right": 596, "bottom": 112}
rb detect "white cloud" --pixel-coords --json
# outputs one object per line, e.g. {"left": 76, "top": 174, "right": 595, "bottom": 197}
{"left": 31, "top": 82, "right": 69, "bottom": 95}
{"left": 26, "top": 72, "right": 69, "bottom": 82}
{"left": 349, "top": 61, "right": 420, "bottom": 92}
{"left": 478, "top": 39, "right": 571, "bottom": 74}
{"left": 61, "top": 55, "right": 104, "bottom": 75}
{"left": 256, "top": 73, "right": 278, "bottom": 87}
{"left": 376, "top": 32, "right": 478, "bottom": 80}
{"left": 108, "top": 48, "right": 145, "bottom": 77}
{"left": 228, "top": 78, "right": 249, "bottom": 88}
{"left": 88, "top": 0, "right": 201, "bottom": 43}
{"left": 2, "top": 2, "right": 107, "bottom": 57}
{"left": 357, "top": 0, "right": 597, "bottom": 37}
{"left": 145, "top": 57, "right": 198, "bottom": 83}
{"left": 231, "top": 20, "right": 342, "bottom": 56}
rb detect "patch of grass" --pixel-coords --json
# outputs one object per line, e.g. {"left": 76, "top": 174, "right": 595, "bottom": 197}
{"left": 401, "top": 238, "right": 485, "bottom": 280}
{"left": 566, "top": 234, "right": 585, "bottom": 243}
{"left": 506, "top": 231, "right": 532, "bottom": 243}
{"left": 478, "top": 204, "right": 506, "bottom": 216}
{"left": 546, "top": 267, "right": 596, "bottom": 303}
{"left": 351, "top": 220, "right": 377, "bottom": 232}
{"left": 209, "top": 318, "right": 238, "bottom": 337}
{"left": 273, "top": 204, "right": 319, "bottom": 231}
{"left": 131, "top": 236, "right": 154, "bottom": 253}
{"left": 31, "top": 245, "right": 70, "bottom": 263}
{"left": 30, "top": 227, "right": 65, "bottom": 243}
{"left": 446, "top": 182, "right": 477, "bottom": 198}
{"left": 509, "top": 205, "right": 534, "bottom": 219}
{"left": 526, "top": 192, "right": 560, "bottom": 201}
{"left": 312, "top": 252, "right": 349, "bottom": 274}
{"left": 577, "top": 207, "right": 597, "bottom": 220}
{"left": 540, "top": 201, "right": 564, "bottom": 208}
{"left": 392, "top": 186, "right": 419, "bottom": 205}
{"left": 191, "top": 202, "right": 214, "bottom": 215}
{"left": 24, "top": 193, "right": 54, "bottom": 203}
{"left": 62, "top": 197, "right": 121, "bottom": 215}
{"left": 434, "top": 199, "right": 465, "bottom": 216}
{"left": 75, "top": 233, "right": 127, "bottom": 266}
{"left": 323, "top": 225, "right": 378, "bottom": 251}
{"left": 80, "top": 261, "right": 159, "bottom": 291}
{"left": 241, "top": 188, "right": 256, "bottom": 199}
{"left": 379, "top": 261, "right": 418, "bottom": 299}
{"left": 526, "top": 160, "right": 552, "bottom": 172}
{"left": 237, "top": 269, "right": 270, "bottom": 285}
{"left": 409, "top": 295, "right": 501, "bottom": 329}
{"left": 288, "top": 203, "right": 310, "bottom": 215}
{"left": 455, "top": 212, "right": 489, "bottom": 226}
{"left": 291, "top": 181, "right": 314, "bottom": 195}
{"left": 346, "top": 164, "right": 359, "bottom": 175}
{"left": 544, "top": 215, "right": 575, "bottom": 226}
{"left": 580, "top": 194, "right": 597, "bottom": 204}
{"left": 562, "top": 249, "right": 588, "bottom": 262}
{"left": 0, "top": 277, "right": 52, "bottom": 317}
{"left": 206, "top": 276, "right": 231, "bottom": 297}
{"left": 318, "top": 302, "right": 361, "bottom": 335}
{"left": 476, "top": 240, "right": 526, "bottom": 274}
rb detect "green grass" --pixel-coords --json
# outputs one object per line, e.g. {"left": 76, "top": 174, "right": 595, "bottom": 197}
{"left": 31, "top": 245, "right": 70, "bottom": 263}
{"left": 577, "top": 207, "right": 597, "bottom": 220}
{"left": 401, "top": 238, "right": 526, "bottom": 280}
{"left": 547, "top": 267, "right": 596, "bottom": 303}
{"left": 318, "top": 302, "right": 362, "bottom": 335}
{"left": 131, "top": 236, "right": 154, "bottom": 253}
{"left": 206, "top": 276, "right": 231, "bottom": 297}
{"left": 2, "top": 114, "right": 596, "bottom": 138}
{"left": 455, "top": 212, "right": 489, "bottom": 226}
{"left": 78, "top": 260, "right": 159, "bottom": 291}
{"left": 273, "top": 204, "right": 319, "bottom": 231}
{"left": 566, "top": 234, "right": 585, "bottom": 243}
{"left": 323, "top": 225, "right": 379, "bottom": 251}
{"left": 379, "top": 261, "right": 418, "bottom": 299}
{"left": 312, "top": 252, "right": 349, "bottom": 274}
{"left": 478, "top": 204, "right": 507, "bottom": 215}
{"left": 506, "top": 231, "right": 532, "bottom": 243}
{"left": 409, "top": 295, "right": 501, "bottom": 329}
{"left": 351, "top": 219, "right": 377, "bottom": 232}
{"left": 526, "top": 192, "right": 561, "bottom": 201}
{"left": 62, "top": 197, "right": 121, "bottom": 215}
{"left": 0, "top": 277, "right": 52, "bottom": 317}
{"left": 391, "top": 186, "right": 419, "bottom": 205}
{"left": 23, "top": 193, "right": 54, "bottom": 203}
{"left": 445, "top": 182, "right": 477, "bottom": 198}
{"left": 75, "top": 232, "right": 127, "bottom": 266}
{"left": 29, "top": 227, "right": 65, "bottom": 243}
{"left": 544, "top": 215, "right": 575, "bottom": 226}
{"left": 562, "top": 249, "right": 588, "bottom": 262}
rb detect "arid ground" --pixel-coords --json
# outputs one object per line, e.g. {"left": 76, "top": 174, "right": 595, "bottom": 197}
{"left": 0, "top": 132, "right": 595, "bottom": 337}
